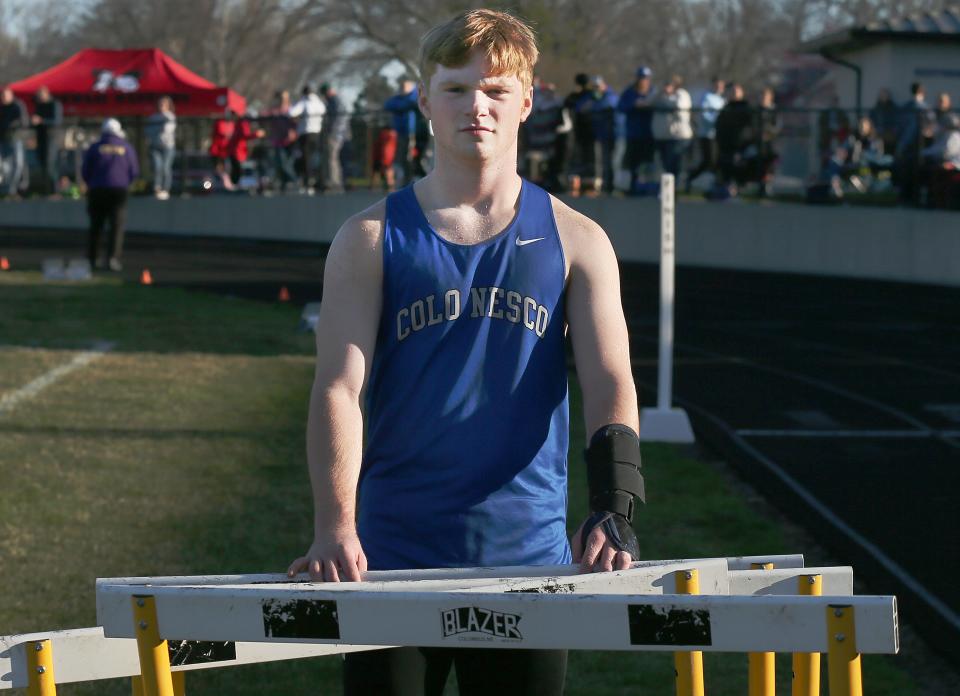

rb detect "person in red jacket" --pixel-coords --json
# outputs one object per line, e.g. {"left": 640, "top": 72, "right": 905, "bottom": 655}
{"left": 209, "top": 110, "right": 236, "bottom": 189}
{"left": 210, "top": 110, "right": 265, "bottom": 190}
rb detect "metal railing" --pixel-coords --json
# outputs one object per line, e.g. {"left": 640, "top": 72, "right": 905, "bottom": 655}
{"left": 3, "top": 107, "right": 957, "bottom": 210}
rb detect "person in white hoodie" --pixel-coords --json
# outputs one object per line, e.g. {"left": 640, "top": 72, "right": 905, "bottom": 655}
{"left": 686, "top": 76, "right": 725, "bottom": 192}
{"left": 651, "top": 74, "right": 692, "bottom": 179}
{"left": 289, "top": 84, "right": 326, "bottom": 192}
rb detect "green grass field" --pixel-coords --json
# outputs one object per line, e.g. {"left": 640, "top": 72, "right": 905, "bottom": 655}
{"left": 0, "top": 271, "right": 915, "bottom": 694}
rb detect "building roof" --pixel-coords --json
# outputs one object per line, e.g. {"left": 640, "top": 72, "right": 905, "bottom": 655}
{"left": 801, "top": 7, "right": 960, "bottom": 54}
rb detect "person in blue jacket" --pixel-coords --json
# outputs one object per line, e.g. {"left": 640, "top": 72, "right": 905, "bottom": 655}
{"left": 81, "top": 118, "right": 139, "bottom": 271}
{"left": 617, "top": 66, "right": 657, "bottom": 195}
{"left": 586, "top": 75, "right": 618, "bottom": 194}
{"left": 383, "top": 80, "right": 420, "bottom": 185}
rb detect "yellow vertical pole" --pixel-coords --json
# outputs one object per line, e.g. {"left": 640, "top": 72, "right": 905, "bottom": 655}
{"left": 673, "top": 569, "right": 706, "bottom": 696}
{"left": 132, "top": 667, "right": 182, "bottom": 695}
{"left": 748, "top": 563, "right": 775, "bottom": 696}
{"left": 26, "top": 639, "right": 56, "bottom": 696}
{"left": 793, "top": 574, "right": 822, "bottom": 696}
{"left": 132, "top": 595, "right": 175, "bottom": 696}
{"left": 827, "top": 605, "right": 862, "bottom": 696}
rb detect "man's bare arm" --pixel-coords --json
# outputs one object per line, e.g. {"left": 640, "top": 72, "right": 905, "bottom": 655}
{"left": 554, "top": 199, "right": 640, "bottom": 573}
{"left": 287, "top": 202, "right": 384, "bottom": 582}
{"left": 556, "top": 202, "right": 638, "bottom": 436}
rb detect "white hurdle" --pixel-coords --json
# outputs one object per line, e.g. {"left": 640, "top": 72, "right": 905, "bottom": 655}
{"left": 2, "top": 555, "right": 896, "bottom": 696}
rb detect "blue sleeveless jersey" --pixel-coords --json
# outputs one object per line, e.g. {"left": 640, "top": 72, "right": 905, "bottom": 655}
{"left": 359, "top": 179, "right": 571, "bottom": 570}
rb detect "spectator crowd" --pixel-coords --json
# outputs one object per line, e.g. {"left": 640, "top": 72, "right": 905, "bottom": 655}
{"left": 0, "top": 70, "right": 956, "bottom": 208}
{"left": 521, "top": 70, "right": 958, "bottom": 207}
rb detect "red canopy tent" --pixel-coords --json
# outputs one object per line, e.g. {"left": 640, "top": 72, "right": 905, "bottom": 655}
{"left": 10, "top": 48, "right": 246, "bottom": 117}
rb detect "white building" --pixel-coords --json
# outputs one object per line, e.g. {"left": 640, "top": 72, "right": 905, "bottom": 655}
{"left": 801, "top": 8, "right": 960, "bottom": 110}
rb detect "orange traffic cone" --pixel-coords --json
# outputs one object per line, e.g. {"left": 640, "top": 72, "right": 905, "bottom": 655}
{"left": 0, "top": 257, "right": 9, "bottom": 270}
{"left": 140, "top": 269, "right": 153, "bottom": 285}
{"left": 278, "top": 286, "right": 291, "bottom": 302}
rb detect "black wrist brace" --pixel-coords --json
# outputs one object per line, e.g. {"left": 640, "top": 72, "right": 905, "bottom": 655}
{"left": 585, "top": 423, "right": 644, "bottom": 522}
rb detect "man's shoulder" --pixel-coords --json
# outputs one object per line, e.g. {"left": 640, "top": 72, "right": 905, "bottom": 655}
{"left": 334, "top": 198, "right": 387, "bottom": 254}
{"left": 548, "top": 194, "right": 610, "bottom": 260}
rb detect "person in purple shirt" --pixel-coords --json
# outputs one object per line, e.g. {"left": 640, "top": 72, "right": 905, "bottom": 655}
{"left": 81, "top": 118, "right": 139, "bottom": 271}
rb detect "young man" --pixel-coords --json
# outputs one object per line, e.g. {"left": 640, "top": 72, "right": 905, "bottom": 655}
{"left": 288, "top": 9, "right": 643, "bottom": 695}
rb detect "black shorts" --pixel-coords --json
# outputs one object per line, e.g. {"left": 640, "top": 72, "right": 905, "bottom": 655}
{"left": 623, "top": 137, "right": 655, "bottom": 169}
{"left": 343, "top": 646, "right": 568, "bottom": 696}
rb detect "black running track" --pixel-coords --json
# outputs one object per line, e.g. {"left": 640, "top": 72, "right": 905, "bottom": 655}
{"left": 4, "top": 226, "right": 959, "bottom": 664}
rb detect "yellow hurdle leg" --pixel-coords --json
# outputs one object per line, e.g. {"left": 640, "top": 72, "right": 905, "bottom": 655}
{"left": 132, "top": 666, "right": 183, "bottom": 695}
{"left": 26, "top": 638, "right": 56, "bottom": 696}
{"left": 827, "top": 604, "right": 863, "bottom": 696}
{"left": 793, "top": 574, "right": 822, "bottom": 696}
{"left": 748, "top": 563, "right": 775, "bottom": 696}
{"left": 673, "top": 569, "right": 706, "bottom": 696}
{"left": 132, "top": 595, "right": 175, "bottom": 696}
{"left": 172, "top": 671, "right": 186, "bottom": 696}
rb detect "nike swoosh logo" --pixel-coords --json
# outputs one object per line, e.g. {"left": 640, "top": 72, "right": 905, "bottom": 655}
{"left": 515, "top": 237, "right": 545, "bottom": 246}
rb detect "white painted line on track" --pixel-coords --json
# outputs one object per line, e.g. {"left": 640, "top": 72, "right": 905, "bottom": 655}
{"left": 634, "top": 338, "right": 960, "bottom": 450}
{"left": 686, "top": 320, "right": 960, "bottom": 386}
{"left": 663, "top": 389, "right": 960, "bottom": 634}
{"left": 737, "top": 429, "right": 960, "bottom": 439}
{"left": 0, "top": 342, "right": 113, "bottom": 416}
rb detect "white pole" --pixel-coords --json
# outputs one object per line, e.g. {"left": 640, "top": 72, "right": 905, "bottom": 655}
{"left": 639, "top": 174, "right": 695, "bottom": 443}
{"left": 658, "top": 174, "right": 675, "bottom": 411}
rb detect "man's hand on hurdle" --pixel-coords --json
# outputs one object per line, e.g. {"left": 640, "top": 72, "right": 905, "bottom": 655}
{"left": 287, "top": 526, "right": 368, "bottom": 582}
{"left": 570, "top": 516, "right": 635, "bottom": 573}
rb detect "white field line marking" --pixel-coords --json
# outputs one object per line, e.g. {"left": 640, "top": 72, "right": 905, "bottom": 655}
{"left": 0, "top": 343, "right": 113, "bottom": 416}
{"left": 737, "top": 429, "right": 960, "bottom": 439}
{"left": 653, "top": 384, "right": 960, "bottom": 633}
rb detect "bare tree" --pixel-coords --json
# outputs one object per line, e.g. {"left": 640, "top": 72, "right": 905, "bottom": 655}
{"left": 45, "top": 0, "right": 346, "bottom": 104}
{"left": 3, "top": 0, "right": 952, "bottom": 108}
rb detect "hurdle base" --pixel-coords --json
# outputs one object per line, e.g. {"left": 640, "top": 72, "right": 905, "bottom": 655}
{"left": 640, "top": 407, "right": 696, "bottom": 443}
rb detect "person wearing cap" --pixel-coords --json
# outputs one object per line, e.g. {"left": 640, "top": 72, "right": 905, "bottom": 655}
{"left": 685, "top": 76, "right": 725, "bottom": 193}
{"left": 617, "top": 66, "right": 657, "bottom": 195}
{"left": 81, "top": 118, "right": 139, "bottom": 271}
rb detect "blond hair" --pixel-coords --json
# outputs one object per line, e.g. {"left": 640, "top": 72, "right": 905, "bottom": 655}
{"left": 419, "top": 9, "right": 538, "bottom": 91}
